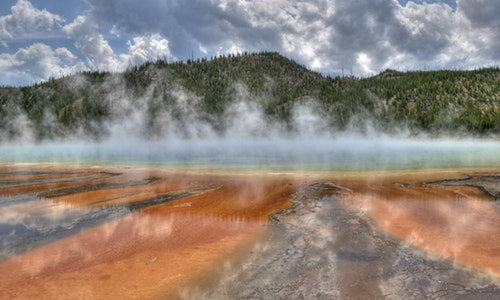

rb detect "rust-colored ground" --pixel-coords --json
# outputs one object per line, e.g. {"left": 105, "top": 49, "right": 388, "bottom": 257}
{"left": 1, "top": 164, "right": 499, "bottom": 299}
{"left": 324, "top": 169, "right": 500, "bottom": 278}
{"left": 0, "top": 164, "right": 302, "bottom": 300}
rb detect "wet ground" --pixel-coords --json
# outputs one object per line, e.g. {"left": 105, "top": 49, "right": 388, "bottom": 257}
{"left": 426, "top": 173, "right": 500, "bottom": 200}
{"left": 199, "top": 182, "right": 500, "bottom": 300}
{"left": 0, "top": 164, "right": 298, "bottom": 300}
{"left": 1, "top": 164, "right": 500, "bottom": 299}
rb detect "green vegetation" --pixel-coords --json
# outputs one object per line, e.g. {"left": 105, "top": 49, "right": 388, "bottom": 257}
{"left": 1, "top": 52, "right": 499, "bottom": 142}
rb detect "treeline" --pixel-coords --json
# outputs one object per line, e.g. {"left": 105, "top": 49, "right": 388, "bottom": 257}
{"left": 1, "top": 52, "right": 499, "bottom": 142}
{"left": 363, "top": 68, "right": 500, "bottom": 133}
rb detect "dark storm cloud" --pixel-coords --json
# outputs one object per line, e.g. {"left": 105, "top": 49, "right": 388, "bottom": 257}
{"left": 458, "top": 0, "right": 500, "bottom": 61}
{"left": 325, "top": 0, "right": 406, "bottom": 71}
{"left": 394, "top": 2, "right": 454, "bottom": 59}
{"left": 458, "top": 0, "right": 500, "bottom": 28}
{"left": 84, "top": 0, "right": 478, "bottom": 75}
{"left": 2, "top": 0, "right": 500, "bottom": 85}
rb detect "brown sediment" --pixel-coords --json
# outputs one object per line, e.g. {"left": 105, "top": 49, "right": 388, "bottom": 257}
{"left": 201, "top": 172, "right": 500, "bottom": 300}
{"left": 0, "top": 211, "right": 263, "bottom": 299}
{"left": 0, "top": 170, "right": 119, "bottom": 194}
{"left": 0, "top": 164, "right": 302, "bottom": 300}
{"left": 1, "top": 165, "right": 500, "bottom": 299}
{"left": 332, "top": 169, "right": 500, "bottom": 278}
{"left": 426, "top": 173, "right": 500, "bottom": 199}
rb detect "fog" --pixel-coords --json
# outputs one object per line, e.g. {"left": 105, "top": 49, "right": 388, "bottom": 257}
{"left": 2, "top": 75, "right": 500, "bottom": 300}
{"left": 2, "top": 76, "right": 500, "bottom": 171}
{"left": 3, "top": 135, "right": 500, "bottom": 172}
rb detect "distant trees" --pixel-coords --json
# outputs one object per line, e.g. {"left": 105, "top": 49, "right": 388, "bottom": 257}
{"left": 0, "top": 52, "right": 499, "bottom": 142}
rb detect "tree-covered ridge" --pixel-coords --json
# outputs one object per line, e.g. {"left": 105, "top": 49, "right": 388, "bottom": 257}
{"left": 1, "top": 51, "right": 499, "bottom": 142}
{"left": 364, "top": 68, "right": 500, "bottom": 133}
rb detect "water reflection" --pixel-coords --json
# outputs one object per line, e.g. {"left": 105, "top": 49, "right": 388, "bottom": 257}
{"left": 0, "top": 197, "right": 261, "bottom": 299}
{"left": 1, "top": 164, "right": 500, "bottom": 299}
{"left": 0, "top": 194, "right": 130, "bottom": 260}
{"left": 360, "top": 192, "right": 500, "bottom": 276}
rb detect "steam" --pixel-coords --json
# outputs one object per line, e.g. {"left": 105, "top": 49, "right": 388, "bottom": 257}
{"left": 1, "top": 70, "right": 341, "bottom": 144}
{"left": 1, "top": 71, "right": 500, "bottom": 171}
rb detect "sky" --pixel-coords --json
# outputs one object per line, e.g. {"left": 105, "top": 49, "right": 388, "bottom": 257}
{"left": 0, "top": 0, "right": 498, "bottom": 86}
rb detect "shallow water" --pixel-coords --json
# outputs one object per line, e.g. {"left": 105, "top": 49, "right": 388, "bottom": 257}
{"left": 2, "top": 137, "right": 500, "bottom": 171}
{"left": 0, "top": 167, "right": 280, "bottom": 299}
{"left": 1, "top": 138, "right": 500, "bottom": 299}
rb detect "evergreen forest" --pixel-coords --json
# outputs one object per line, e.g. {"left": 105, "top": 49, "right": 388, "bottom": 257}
{"left": 1, "top": 52, "right": 499, "bottom": 142}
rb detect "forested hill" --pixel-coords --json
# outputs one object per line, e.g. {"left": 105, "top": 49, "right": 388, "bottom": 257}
{"left": 1, "top": 51, "right": 500, "bottom": 142}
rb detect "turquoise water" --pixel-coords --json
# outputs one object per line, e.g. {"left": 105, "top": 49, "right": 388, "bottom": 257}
{"left": 1, "top": 137, "right": 500, "bottom": 171}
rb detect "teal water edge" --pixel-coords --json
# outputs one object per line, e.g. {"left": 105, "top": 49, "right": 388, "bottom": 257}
{"left": 1, "top": 137, "right": 500, "bottom": 171}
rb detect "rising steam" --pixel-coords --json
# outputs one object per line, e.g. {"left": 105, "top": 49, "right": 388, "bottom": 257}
{"left": 1, "top": 70, "right": 500, "bottom": 171}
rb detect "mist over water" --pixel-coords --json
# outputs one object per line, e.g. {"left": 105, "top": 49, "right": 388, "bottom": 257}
{"left": 2, "top": 136, "right": 500, "bottom": 171}
{"left": 2, "top": 81, "right": 500, "bottom": 300}
{"left": 2, "top": 77, "right": 500, "bottom": 171}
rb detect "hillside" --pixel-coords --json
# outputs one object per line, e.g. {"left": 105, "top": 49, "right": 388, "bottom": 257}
{"left": 1, "top": 52, "right": 500, "bottom": 142}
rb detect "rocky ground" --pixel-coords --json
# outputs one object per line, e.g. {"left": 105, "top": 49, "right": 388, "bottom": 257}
{"left": 426, "top": 173, "right": 500, "bottom": 200}
{"left": 197, "top": 182, "right": 500, "bottom": 300}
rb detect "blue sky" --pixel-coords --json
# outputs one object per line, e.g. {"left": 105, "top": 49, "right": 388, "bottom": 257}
{"left": 0, "top": 0, "right": 498, "bottom": 86}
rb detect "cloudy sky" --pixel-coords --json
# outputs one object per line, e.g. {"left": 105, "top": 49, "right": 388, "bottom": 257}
{"left": 0, "top": 0, "right": 498, "bottom": 86}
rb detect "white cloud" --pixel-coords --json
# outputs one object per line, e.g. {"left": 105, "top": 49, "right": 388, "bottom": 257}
{"left": 389, "top": 1, "right": 500, "bottom": 70}
{"left": 0, "top": 2, "right": 176, "bottom": 85}
{"left": 83, "top": 0, "right": 500, "bottom": 75}
{"left": 357, "top": 53, "right": 374, "bottom": 75}
{"left": 62, "top": 14, "right": 120, "bottom": 71}
{"left": 2, "top": 0, "right": 500, "bottom": 85}
{"left": 0, "top": 0, "right": 64, "bottom": 47}
{"left": 63, "top": 14, "right": 174, "bottom": 71}
{"left": 126, "top": 33, "right": 175, "bottom": 66}
{"left": 0, "top": 43, "right": 86, "bottom": 85}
